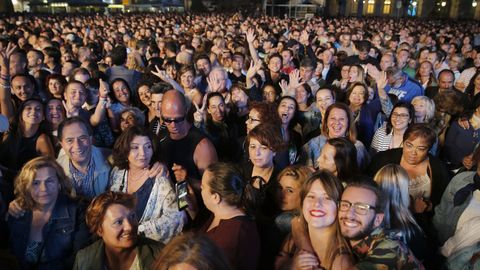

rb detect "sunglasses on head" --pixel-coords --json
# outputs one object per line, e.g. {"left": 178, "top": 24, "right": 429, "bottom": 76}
{"left": 162, "top": 116, "right": 186, "bottom": 124}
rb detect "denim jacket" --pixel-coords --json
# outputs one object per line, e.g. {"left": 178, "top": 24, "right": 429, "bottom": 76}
{"left": 433, "top": 171, "right": 477, "bottom": 245}
{"left": 7, "top": 195, "right": 91, "bottom": 270}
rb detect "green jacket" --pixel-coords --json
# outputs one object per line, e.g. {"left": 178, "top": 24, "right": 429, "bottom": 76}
{"left": 73, "top": 237, "right": 163, "bottom": 270}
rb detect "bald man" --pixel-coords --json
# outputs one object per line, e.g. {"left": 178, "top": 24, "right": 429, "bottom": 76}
{"left": 158, "top": 90, "right": 217, "bottom": 183}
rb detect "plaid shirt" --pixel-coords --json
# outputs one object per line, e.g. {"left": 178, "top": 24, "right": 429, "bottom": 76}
{"left": 69, "top": 159, "right": 95, "bottom": 199}
{"left": 352, "top": 227, "right": 424, "bottom": 270}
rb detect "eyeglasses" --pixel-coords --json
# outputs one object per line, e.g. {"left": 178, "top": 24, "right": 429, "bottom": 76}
{"left": 246, "top": 116, "right": 261, "bottom": 123}
{"left": 162, "top": 116, "right": 186, "bottom": 124}
{"left": 338, "top": 200, "right": 376, "bottom": 215}
{"left": 391, "top": 112, "right": 410, "bottom": 119}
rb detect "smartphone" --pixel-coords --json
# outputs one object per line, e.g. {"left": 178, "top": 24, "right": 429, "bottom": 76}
{"left": 175, "top": 180, "right": 188, "bottom": 210}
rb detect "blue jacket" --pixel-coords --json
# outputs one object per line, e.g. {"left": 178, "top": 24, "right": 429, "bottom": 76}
{"left": 385, "top": 74, "right": 424, "bottom": 102}
{"left": 8, "top": 195, "right": 91, "bottom": 270}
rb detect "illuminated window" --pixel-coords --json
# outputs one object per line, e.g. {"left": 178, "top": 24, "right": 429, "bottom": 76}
{"left": 367, "top": 0, "right": 375, "bottom": 13}
{"left": 383, "top": 0, "right": 391, "bottom": 14}
{"left": 352, "top": 0, "right": 359, "bottom": 13}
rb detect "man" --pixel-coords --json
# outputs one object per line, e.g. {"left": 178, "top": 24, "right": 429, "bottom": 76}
{"left": 427, "top": 50, "right": 449, "bottom": 78}
{"left": 337, "top": 32, "right": 354, "bottom": 56}
{"left": 339, "top": 181, "right": 424, "bottom": 269}
{"left": 56, "top": 117, "right": 110, "bottom": 198}
{"left": 193, "top": 54, "right": 211, "bottom": 93}
{"left": 425, "top": 69, "right": 470, "bottom": 108}
{"left": 281, "top": 49, "right": 296, "bottom": 75}
{"left": 228, "top": 52, "right": 246, "bottom": 84}
{"left": 379, "top": 53, "right": 396, "bottom": 72}
{"left": 384, "top": 66, "right": 423, "bottom": 102}
{"left": 344, "top": 40, "right": 379, "bottom": 69}
{"left": 208, "top": 67, "right": 230, "bottom": 98}
{"left": 27, "top": 49, "right": 46, "bottom": 76}
{"left": 148, "top": 82, "right": 170, "bottom": 140}
{"left": 63, "top": 80, "right": 91, "bottom": 122}
{"left": 321, "top": 48, "right": 340, "bottom": 85}
{"left": 159, "top": 90, "right": 217, "bottom": 183}
{"left": 299, "top": 58, "right": 322, "bottom": 95}
{"left": 9, "top": 50, "right": 28, "bottom": 76}
{"left": 105, "top": 45, "right": 142, "bottom": 92}
{"left": 43, "top": 47, "right": 62, "bottom": 74}
{"left": 397, "top": 49, "right": 415, "bottom": 78}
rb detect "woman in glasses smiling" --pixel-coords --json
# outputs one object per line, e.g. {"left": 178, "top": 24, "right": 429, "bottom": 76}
{"left": 368, "top": 124, "right": 449, "bottom": 244}
{"left": 370, "top": 102, "right": 415, "bottom": 154}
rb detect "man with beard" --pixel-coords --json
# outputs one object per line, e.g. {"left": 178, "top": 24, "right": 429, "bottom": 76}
{"left": 338, "top": 181, "right": 424, "bottom": 269}
{"left": 194, "top": 54, "right": 212, "bottom": 94}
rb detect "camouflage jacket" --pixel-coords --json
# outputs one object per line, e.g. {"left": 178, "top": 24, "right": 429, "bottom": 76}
{"left": 352, "top": 227, "right": 425, "bottom": 270}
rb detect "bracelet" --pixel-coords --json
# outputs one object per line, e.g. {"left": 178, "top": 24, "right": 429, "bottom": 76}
{"left": 0, "top": 82, "right": 11, "bottom": 89}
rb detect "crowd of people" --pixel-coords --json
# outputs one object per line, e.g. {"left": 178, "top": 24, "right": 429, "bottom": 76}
{"left": 0, "top": 11, "right": 480, "bottom": 269}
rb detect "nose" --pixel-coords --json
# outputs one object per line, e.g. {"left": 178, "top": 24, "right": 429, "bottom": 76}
{"left": 123, "top": 218, "right": 133, "bottom": 231}
{"left": 138, "top": 146, "right": 145, "bottom": 157}
{"left": 39, "top": 181, "right": 47, "bottom": 192}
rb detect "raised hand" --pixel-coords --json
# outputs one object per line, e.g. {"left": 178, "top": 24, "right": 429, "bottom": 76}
{"left": 152, "top": 65, "right": 171, "bottom": 82}
{"left": 288, "top": 69, "right": 304, "bottom": 90}
{"left": 376, "top": 71, "right": 388, "bottom": 90}
{"left": 99, "top": 79, "right": 109, "bottom": 98}
{"left": 246, "top": 60, "right": 262, "bottom": 79}
{"left": 206, "top": 72, "right": 223, "bottom": 93}
{"left": 246, "top": 28, "right": 256, "bottom": 43}
{"left": 299, "top": 30, "right": 310, "bottom": 45}
{"left": 193, "top": 94, "right": 207, "bottom": 123}
{"left": 0, "top": 42, "right": 17, "bottom": 72}
{"left": 366, "top": 63, "right": 380, "bottom": 82}
{"left": 279, "top": 79, "right": 289, "bottom": 95}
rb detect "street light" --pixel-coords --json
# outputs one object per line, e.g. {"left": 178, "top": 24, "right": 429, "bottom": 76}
{"left": 441, "top": 1, "right": 446, "bottom": 6}
{"left": 473, "top": 1, "right": 478, "bottom": 7}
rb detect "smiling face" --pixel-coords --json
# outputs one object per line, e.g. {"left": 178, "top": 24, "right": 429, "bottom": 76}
{"left": 390, "top": 107, "right": 411, "bottom": 131}
{"left": 22, "top": 100, "right": 43, "bottom": 126}
{"left": 248, "top": 138, "right": 275, "bottom": 169}
{"left": 268, "top": 56, "right": 282, "bottom": 73}
{"left": 46, "top": 99, "right": 65, "bottom": 126}
{"left": 137, "top": 85, "right": 151, "bottom": 107}
{"left": 48, "top": 79, "right": 63, "bottom": 97}
{"left": 128, "top": 135, "right": 153, "bottom": 170}
{"left": 112, "top": 80, "right": 130, "bottom": 105}
{"left": 278, "top": 98, "right": 296, "bottom": 126}
{"left": 338, "top": 186, "right": 382, "bottom": 245}
{"left": 327, "top": 108, "right": 348, "bottom": 138}
{"left": 231, "top": 88, "right": 248, "bottom": 108}
{"left": 302, "top": 180, "right": 337, "bottom": 229}
{"left": 412, "top": 99, "right": 426, "bottom": 121}
{"left": 207, "top": 95, "right": 226, "bottom": 123}
{"left": 180, "top": 70, "right": 195, "bottom": 89}
{"left": 60, "top": 122, "right": 92, "bottom": 167}
{"left": 348, "top": 85, "right": 366, "bottom": 108}
{"left": 263, "top": 85, "right": 277, "bottom": 103}
{"left": 316, "top": 89, "right": 334, "bottom": 113}
{"left": 65, "top": 82, "right": 86, "bottom": 108}
{"left": 99, "top": 204, "right": 138, "bottom": 250}
{"left": 30, "top": 166, "right": 60, "bottom": 209}
{"left": 295, "top": 85, "right": 309, "bottom": 105}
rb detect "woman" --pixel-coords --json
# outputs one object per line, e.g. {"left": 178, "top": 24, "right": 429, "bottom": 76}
{"left": 373, "top": 164, "right": 427, "bottom": 261}
{"left": 0, "top": 98, "right": 55, "bottom": 187}
{"left": 275, "top": 165, "right": 311, "bottom": 235}
{"left": 199, "top": 162, "right": 261, "bottom": 270}
{"left": 45, "top": 98, "right": 66, "bottom": 154}
{"left": 8, "top": 157, "right": 90, "bottom": 270}
{"left": 135, "top": 82, "right": 153, "bottom": 121}
{"left": 331, "top": 64, "right": 350, "bottom": 98}
{"left": 154, "top": 232, "right": 231, "bottom": 270}
{"left": 73, "top": 191, "right": 162, "bottom": 270}
{"left": 178, "top": 65, "right": 202, "bottom": 107}
{"left": 415, "top": 61, "right": 437, "bottom": 89}
{"left": 277, "top": 96, "right": 303, "bottom": 165}
{"left": 289, "top": 171, "right": 354, "bottom": 270}
{"left": 45, "top": 74, "right": 67, "bottom": 100}
{"left": 119, "top": 107, "right": 146, "bottom": 132}
{"left": 346, "top": 82, "right": 389, "bottom": 148}
{"left": 302, "top": 102, "right": 369, "bottom": 170}
{"left": 194, "top": 92, "right": 241, "bottom": 162}
{"left": 109, "top": 126, "right": 185, "bottom": 243}
{"left": 243, "top": 123, "right": 285, "bottom": 268}
{"left": 230, "top": 84, "right": 250, "bottom": 138}
{"left": 108, "top": 78, "right": 134, "bottom": 131}
{"left": 368, "top": 124, "right": 450, "bottom": 234}
{"left": 294, "top": 84, "right": 321, "bottom": 140}
{"left": 444, "top": 97, "right": 480, "bottom": 171}
{"left": 464, "top": 70, "right": 480, "bottom": 102}
{"left": 262, "top": 84, "right": 279, "bottom": 104}
{"left": 317, "top": 137, "right": 359, "bottom": 184}
{"left": 411, "top": 96, "right": 435, "bottom": 124}
{"left": 370, "top": 102, "right": 415, "bottom": 154}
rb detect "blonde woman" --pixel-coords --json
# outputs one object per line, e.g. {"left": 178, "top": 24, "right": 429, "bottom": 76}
{"left": 411, "top": 96, "right": 435, "bottom": 124}
{"left": 373, "top": 164, "right": 426, "bottom": 261}
{"left": 7, "top": 156, "right": 90, "bottom": 270}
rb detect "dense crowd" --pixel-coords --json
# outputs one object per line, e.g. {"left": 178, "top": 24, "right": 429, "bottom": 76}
{"left": 0, "top": 11, "right": 480, "bottom": 269}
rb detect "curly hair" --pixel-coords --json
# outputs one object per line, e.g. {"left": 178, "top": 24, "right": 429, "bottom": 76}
{"left": 248, "top": 101, "right": 282, "bottom": 128}
{"left": 14, "top": 156, "right": 75, "bottom": 210}
{"left": 247, "top": 123, "right": 286, "bottom": 153}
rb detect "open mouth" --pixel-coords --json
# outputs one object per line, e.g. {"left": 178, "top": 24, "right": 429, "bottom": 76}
{"left": 341, "top": 218, "right": 361, "bottom": 228}
{"left": 309, "top": 209, "right": 326, "bottom": 217}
